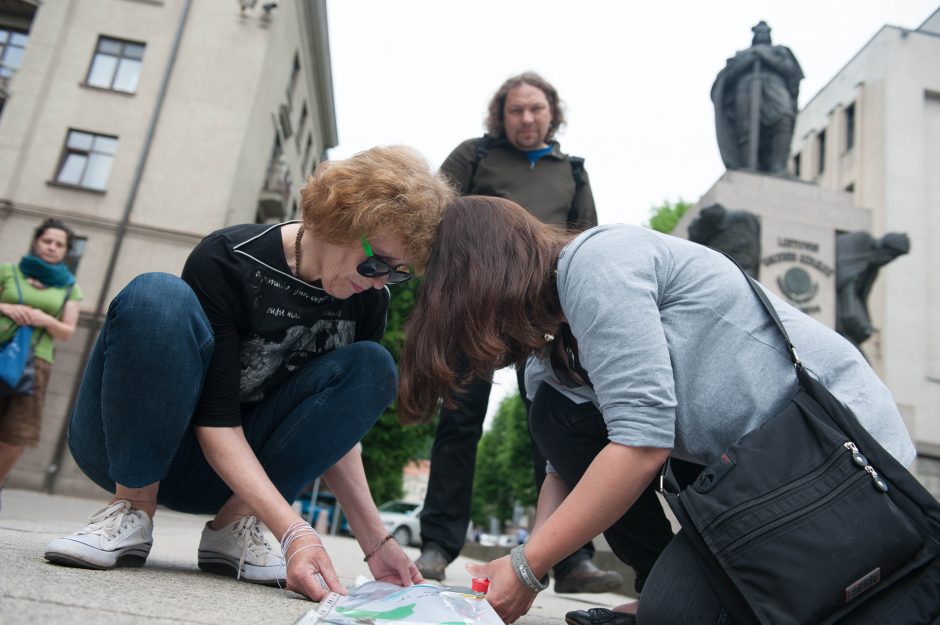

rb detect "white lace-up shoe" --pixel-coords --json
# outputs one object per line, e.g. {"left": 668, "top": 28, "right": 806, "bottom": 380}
{"left": 197, "top": 516, "right": 286, "bottom": 586}
{"left": 44, "top": 500, "right": 153, "bottom": 569}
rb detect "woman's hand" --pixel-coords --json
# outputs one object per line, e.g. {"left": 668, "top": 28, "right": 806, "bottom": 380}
{"left": 466, "top": 556, "right": 536, "bottom": 624}
{"left": 27, "top": 308, "right": 55, "bottom": 329}
{"left": 366, "top": 536, "right": 423, "bottom": 586}
{"left": 0, "top": 303, "right": 35, "bottom": 326}
{"left": 284, "top": 532, "right": 347, "bottom": 602}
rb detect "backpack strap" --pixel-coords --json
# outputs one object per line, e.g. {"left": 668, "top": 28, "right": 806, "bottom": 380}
{"left": 566, "top": 156, "right": 587, "bottom": 225}
{"left": 468, "top": 135, "right": 496, "bottom": 192}
{"left": 569, "top": 156, "right": 586, "bottom": 190}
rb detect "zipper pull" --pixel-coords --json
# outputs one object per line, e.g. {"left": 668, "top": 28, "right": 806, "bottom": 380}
{"left": 844, "top": 441, "right": 868, "bottom": 467}
{"left": 864, "top": 465, "right": 889, "bottom": 493}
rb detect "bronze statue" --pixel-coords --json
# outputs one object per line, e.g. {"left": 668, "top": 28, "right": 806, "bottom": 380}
{"left": 835, "top": 232, "right": 910, "bottom": 349}
{"left": 712, "top": 21, "right": 804, "bottom": 174}
{"left": 688, "top": 203, "right": 762, "bottom": 278}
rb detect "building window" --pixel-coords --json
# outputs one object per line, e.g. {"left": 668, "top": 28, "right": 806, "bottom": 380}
{"left": 302, "top": 134, "right": 313, "bottom": 174}
{"left": 817, "top": 130, "right": 826, "bottom": 175}
{"left": 844, "top": 103, "right": 856, "bottom": 152}
{"left": 86, "top": 36, "right": 145, "bottom": 93}
{"left": 64, "top": 235, "right": 88, "bottom": 274}
{"left": 286, "top": 53, "right": 300, "bottom": 108}
{"left": 0, "top": 28, "right": 28, "bottom": 78}
{"left": 54, "top": 129, "right": 118, "bottom": 191}
{"left": 792, "top": 153, "right": 801, "bottom": 178}
{"left": 296, "top": 103, "right": 308, "bottom": 150}
{"left": 278, "top": 103, "right": 292, "bottom": 140}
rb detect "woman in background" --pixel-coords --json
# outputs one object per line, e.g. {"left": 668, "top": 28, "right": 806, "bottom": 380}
{"left": 0, "top": 219, "right": 81, "bottom": 504}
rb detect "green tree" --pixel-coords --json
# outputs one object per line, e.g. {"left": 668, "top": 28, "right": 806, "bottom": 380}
{"left": 647, "top": 199, "right": 692, "bottom": 234}
{"left": 360, "top": 281, "right": 436, "bottom": 504}
{"left": 471, "top": 394, "right": 537, "bottom": 530}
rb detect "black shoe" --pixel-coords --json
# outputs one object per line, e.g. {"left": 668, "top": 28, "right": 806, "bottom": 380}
{"left": 554, "top": 559, "right": 623, "bottom": 593}
{"left": 415, "top": 547, "right": 448, "bottom": 581}
{"left": 565, "top": 608, "right": 637, "bottom": 625}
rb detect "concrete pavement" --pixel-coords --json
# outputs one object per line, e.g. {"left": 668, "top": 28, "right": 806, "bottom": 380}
{"left": 0, "top": 489, "right": 632, "bottom": 625}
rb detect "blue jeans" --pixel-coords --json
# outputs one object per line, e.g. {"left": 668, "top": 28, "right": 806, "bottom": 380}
{"left": 67, "top": 273, "right": 396, "bottom": 514}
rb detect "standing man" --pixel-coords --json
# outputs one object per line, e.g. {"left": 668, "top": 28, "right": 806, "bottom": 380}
{"left": 416, "top": 71, "right": 622, "bottom": 594}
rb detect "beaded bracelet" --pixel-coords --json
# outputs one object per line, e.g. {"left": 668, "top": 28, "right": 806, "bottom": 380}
{"left": 363, "top": 534, "right": 395, "bottom": 562}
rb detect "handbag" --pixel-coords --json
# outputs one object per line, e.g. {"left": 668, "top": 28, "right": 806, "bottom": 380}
{"left": 0, "top": 267, "right": 36, "bottom": 395}
{"left": 659, "top": 259, "right": 940, "bottom": 625}
{"left": 0, "top": 325, "right": 34, "bottom": 394}
{"left": 0, "top": 267, "right": 72, "bottom": 397}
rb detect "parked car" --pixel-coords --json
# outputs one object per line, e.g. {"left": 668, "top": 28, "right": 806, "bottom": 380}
{"left": 294, "top": 491, "right": 350, "bottom": 535}
{"left": 378, "top": 500, "right": 422, "bottom": 547}
{"left": 478, "top": 533, "right": 518, "bottom": 547}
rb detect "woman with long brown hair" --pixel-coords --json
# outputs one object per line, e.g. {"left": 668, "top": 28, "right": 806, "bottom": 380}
{"left": 397, "top": 196, "right": 915, "bottom": 625}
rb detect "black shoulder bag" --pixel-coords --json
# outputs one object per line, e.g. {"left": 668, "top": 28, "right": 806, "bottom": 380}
{"left": 659, "top": 262, "right": 940, "bottom": 625}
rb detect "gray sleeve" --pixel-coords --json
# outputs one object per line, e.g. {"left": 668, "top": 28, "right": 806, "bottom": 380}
{"left": 524, "top": 354, "right": 596, "bottom": 404}
{"left": 557, "top": 228, "right": 678, "bottom": 449}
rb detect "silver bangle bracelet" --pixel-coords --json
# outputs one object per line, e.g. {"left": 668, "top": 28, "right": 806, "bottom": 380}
{"left": 510, "top": 544, "right": 549, "bottom": 593}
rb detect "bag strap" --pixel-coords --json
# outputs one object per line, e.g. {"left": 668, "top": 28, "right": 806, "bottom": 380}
{"left": 661, "top": 251, "right": 800, "bottom": 497}
{"left": 718, "top": 251, "right": 803, "bottom": 370}
{"left": 10, "top": 264, "right": 25, "bottom": 305}
{"left": 468, "top": 135, "right": 495, "bottom": 193}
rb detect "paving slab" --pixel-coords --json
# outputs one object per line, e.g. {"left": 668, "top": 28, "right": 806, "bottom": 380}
{"left": 0, "top": 489, "right": 631, "bottom": 625}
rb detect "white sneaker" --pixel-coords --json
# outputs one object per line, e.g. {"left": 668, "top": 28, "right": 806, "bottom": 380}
{"left": 197, "top": 516, "right": 285, "bottom": 586}
{"left": 44, "top": 500, "right": 153, "bottom": 569}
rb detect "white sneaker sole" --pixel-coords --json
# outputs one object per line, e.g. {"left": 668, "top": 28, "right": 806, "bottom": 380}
{"left": 197, "top": 550, "right": 285, "bottom": 586}
{"left": 45, "top": 539, "right": 152, "bottom": 570}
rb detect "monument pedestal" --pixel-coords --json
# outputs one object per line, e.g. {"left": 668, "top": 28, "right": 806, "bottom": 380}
{"left": 675, "top": 170, "right": 870, "bottom": 328}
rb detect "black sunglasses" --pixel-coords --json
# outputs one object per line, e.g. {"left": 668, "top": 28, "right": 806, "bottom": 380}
{"left": 358, "top": 238, "right": 415, "bottom": 285}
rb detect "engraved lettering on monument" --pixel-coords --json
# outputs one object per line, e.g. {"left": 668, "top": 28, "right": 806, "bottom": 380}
{"left": 762, "top": 236, "right": 833, "bottom": 316}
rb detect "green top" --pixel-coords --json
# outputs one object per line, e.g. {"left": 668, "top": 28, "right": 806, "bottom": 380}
{"left": 0, "top": 263, "right": 83, "bottom": 363}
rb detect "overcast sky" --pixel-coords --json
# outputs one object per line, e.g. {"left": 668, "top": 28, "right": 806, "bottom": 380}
{"left": 325, "top": 0, "right": 938, "bottom": 422}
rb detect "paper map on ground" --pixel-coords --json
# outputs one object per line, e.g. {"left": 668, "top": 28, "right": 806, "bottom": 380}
{"left": 293, "top": 580, "right": 504, "bottom": 625}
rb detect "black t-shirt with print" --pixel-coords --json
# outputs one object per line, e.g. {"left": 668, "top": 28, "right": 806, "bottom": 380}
{"left": 181, "top": 222, "right": 388, "bottom": 426}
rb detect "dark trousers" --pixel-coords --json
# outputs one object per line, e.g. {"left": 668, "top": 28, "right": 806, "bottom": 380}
{"left": 638, "top": 532, "right": 733, "bottom": 624}
{"left": 528, "top": 383, "right": 684, "bottom": 592}
{"left": 420, "top": 367, "right": 595, "bottom": 578}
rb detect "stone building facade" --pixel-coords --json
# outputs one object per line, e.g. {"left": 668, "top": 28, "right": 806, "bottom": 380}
{"left": 0, "top": 0, "right": 336, "bottom": 495}
{"left": 789, "top": 9, "right": 940, "bottom": 492}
